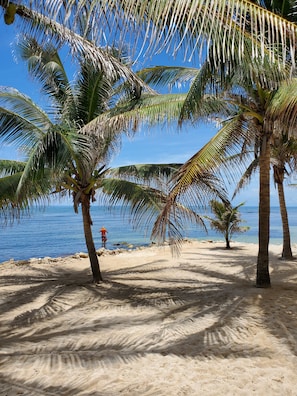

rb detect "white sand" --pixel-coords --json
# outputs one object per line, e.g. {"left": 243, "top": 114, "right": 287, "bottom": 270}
{"left": 1, "top": 240, "right": 297, "bottom": 395}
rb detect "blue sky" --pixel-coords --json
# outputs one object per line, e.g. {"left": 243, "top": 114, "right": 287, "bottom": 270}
{"left": 1, "top": 22, "right": 295, "bottom": 207}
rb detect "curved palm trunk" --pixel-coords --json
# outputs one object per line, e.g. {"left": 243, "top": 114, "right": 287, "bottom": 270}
{"left": 256, "top": 132, "right": 271, "bottom": 287}
{"left": 276, "top": 180, "right": 293, "bottom": 259}
{"left": 81, "top": 193, "right": 103, "bottom": 283}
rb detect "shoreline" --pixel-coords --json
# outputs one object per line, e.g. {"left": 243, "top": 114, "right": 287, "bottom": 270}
{"left": 2, "top": 203, "right": 293, "bottom": 263}
{"left": 0, "top": 238, "right": 259, "bottom": 266}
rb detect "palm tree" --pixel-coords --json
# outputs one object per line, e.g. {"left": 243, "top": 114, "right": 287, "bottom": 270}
{"left": 271, "top": 134, "right": 297, "bottom": 259}
{"left": 182, "top": 78, "right": 297, "bottom": 288}
{"left": 0, "top": 38, "right": 148, "bottom": 282}
{"left": 233, "top": 131, "right": 297, "bottom": 260}
{"left": 131, "top": 46, "right": 296, "bottom": 287}
{"left": 204, "top": 200, "right": 249, "bottom": 249}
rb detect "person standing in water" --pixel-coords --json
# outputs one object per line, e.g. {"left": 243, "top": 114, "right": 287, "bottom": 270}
{"left": 100, "top": 226, "right": 108, "bottom": 248}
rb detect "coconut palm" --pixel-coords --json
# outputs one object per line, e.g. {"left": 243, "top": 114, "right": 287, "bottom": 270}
{"left": 180, "top": 79, "right": 297, "bottom": 287}
{"left": 234, "top": 132, "right": 297, "bottom": 260}
{"left": 0, "top": 94, "right": 104, "bottom": 281}
{"left": 3, "top": 34, "right": 221, "bottom": 274}
{"left": 204, "top": 200, "right": 249, "bottom": 249}
{"left": 130, "top": 40, "right": 297, "bottom": 287}
{"left": 271, "top": 133, "right": 297, "bottom": 258}
{"left": 0, "top": 37, "right": 151, "bottom": 282}
{"left": 271, "top": 134, "right": 297, "bottom": 259}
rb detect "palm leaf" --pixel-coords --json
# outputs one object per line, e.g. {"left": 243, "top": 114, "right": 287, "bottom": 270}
{"left": 100, "top": 177, "right": 206, "bottom": 246}
{"left": 4, "top": 1, "right": 296, "bottom": 74}
{"left": 0, "top": 166, "right": 52, "bottom": 225}
{"left": 107, "top": 163, "right": 181, "bottom": 184}
{"left": 100, "top": 178, "right": 166, "bottom": 231}
{"left": 232, "top": 157, "right": 259, "bottom": 198}
{"left": 266, "top": 78, "right": 297, "bottom": 137}
{"left": 137, "top": 66, "right": 199, "bottom": 90}
{"left": 0, "top": 87, "right": 52, "bottom": 149}
{"left": 75, "top": 61, "right": 112, "bottom": 124}
{"left": 17, "top": 37, "right": 71, "bottom": 110}
{"left": 150, "top": 120, "right": 250, "bottom": 246}
{"left": 6, "top": 2, "right": 155, "bottom": 90}
{"left": 81, "top": 93, "right": 187, "bottom": 137}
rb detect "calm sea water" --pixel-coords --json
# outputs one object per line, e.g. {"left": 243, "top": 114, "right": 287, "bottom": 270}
{"left": 1, "top": 205, "right": 297, "bottom": 262}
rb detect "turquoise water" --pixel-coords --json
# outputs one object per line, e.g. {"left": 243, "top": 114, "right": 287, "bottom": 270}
{"left": 1, "top": 205, "right": 297, "bottom": 262}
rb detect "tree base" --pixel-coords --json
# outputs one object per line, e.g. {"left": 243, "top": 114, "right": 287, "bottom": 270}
{"left": 255, "top": 283, "right": 271, "bottom": 288}
{"left": 279, "top": 256, "right": 296, "bottom": 261}
{"left": 93, "top": 277, "right": 103, "bottom": 284}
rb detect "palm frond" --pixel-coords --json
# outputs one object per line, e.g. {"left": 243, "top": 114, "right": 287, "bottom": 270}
{"left": 232, "top": 157, "right": 259, "bottom": 198}
{"left": 151, "top": 196, "right": 208, "bottom": 251}
{"left": 0, "top": 87, "right": 52, "bottom": 149}
{"left": 8, "top": 2, "right": 156, "bottom": 91}
{"left": 17, "top": 36, "right": 71, "bottom": 109}
{"left": 81, "top": 93, "right": 187, "bottom": 137}
{"left": 137, "top": 66, "right": 199, "bottom": 90}
{"left": 15, "top": 124, "right": 92, "bottom": 196}
{"left": 0, "top": 167, "right": 52, "bottom": 226}
{"left": 106, "top": 163, "right": 182, "bottom": 199}
{"left": 5, "top": 0, "right": 296, "bottom": 76}
{"left": 150, "top": 117, "right": 257, "bottom": 246}
{"left": 75, "top": 62, "right": 112, "bottom": 124}
{"left": 107, "top": 163, "right": 181, "bottom": 183}
{"left": 170, "top": 115, "right": 254, "bottom": 201}
{"left": 100, "top": 176, "right": 206, "bottom": 249}
{"left": 100, "top": 178, "right": 166, "bottom": 231}
{"left": 266, "top": 79, "right": 297, "bottom": 137}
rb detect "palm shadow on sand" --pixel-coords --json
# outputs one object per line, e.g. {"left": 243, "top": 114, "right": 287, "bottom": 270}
{"left": 1, "top": 246, "right": 297, "bottom": 395}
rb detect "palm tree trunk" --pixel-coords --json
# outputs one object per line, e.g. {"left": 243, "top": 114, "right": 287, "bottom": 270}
{"left": 276, "top": 181, "right": 293, "bottom": 259}
{"left": 256, "top": 132, "right": 271, "bottom": 288}
{"left": 81, "top": 193, "right": 103, "bottom": 283}
{"left": 225, "top": 235, "right": 231, "bottom": 249}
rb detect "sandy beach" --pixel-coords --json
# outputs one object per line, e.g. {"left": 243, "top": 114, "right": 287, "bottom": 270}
{"left": 1, "top": 240, "right": 297, "bottom": 395}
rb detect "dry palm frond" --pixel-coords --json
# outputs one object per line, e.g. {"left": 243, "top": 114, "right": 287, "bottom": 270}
{"left": 3, "top": 0, "right": 297, "bottom": 71}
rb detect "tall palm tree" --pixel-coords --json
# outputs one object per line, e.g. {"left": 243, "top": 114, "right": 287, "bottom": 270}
{"left": 0, "top": 38, "right": 148, "bottom": 282}
{"left": 271, "top": 134, "right": 297, "bottom": 259}
{"left": 234, "top": 132, "right": 297, "bottom": 260}
{"left": 129, "top": 45, "right": 296, "bottom": 287}
{"left": 182, "top": 77, "right": 297, "bottom": 287}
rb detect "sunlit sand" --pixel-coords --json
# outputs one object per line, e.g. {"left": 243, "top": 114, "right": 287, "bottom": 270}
{"left": 1, "top": 240, "right": 297, "bottom": 395}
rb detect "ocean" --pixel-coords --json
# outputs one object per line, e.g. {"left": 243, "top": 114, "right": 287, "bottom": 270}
{"left": 1, "top": 205, "right": 297, "bottom": 262}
